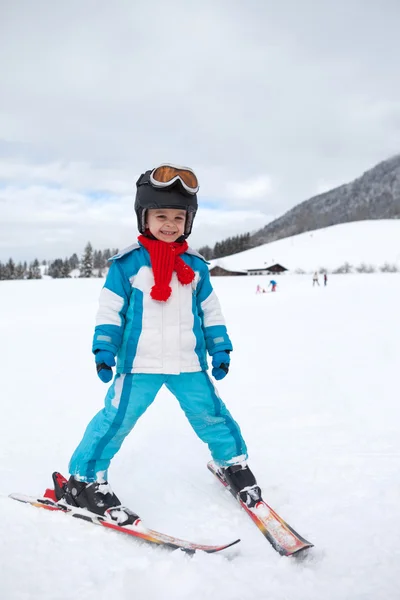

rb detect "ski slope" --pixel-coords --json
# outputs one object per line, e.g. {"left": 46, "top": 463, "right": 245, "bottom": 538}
{"left": 209, "top": 219, "right": 400, "bottom": 272}
{"left": 1, "top": 272, "right": 399, "bottom": 599}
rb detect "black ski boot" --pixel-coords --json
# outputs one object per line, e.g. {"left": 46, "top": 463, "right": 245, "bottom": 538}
{"left": 54, "top": 473, "right": 139, "bottom": 526}
{"left": 221, "top": 463, "right": 262, "bottom": 508}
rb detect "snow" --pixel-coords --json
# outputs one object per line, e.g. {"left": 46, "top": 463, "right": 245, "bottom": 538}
{"left": 1, "top": 270, "right": 400, "bottom": 599}
{"left": 209, "top": 219, "right": 400, "bottom": 272}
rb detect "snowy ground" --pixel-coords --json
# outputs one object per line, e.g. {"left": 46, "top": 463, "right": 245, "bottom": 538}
{"left": 1, "top": 273, "right": 399, "bottom": 600}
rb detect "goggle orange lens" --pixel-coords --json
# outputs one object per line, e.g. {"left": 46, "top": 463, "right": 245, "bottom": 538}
{"left": 152, "top": 165, "right": 198, "bottom": 190}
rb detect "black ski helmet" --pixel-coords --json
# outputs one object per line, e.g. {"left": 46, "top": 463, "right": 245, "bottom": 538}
{"left": 135, "top": 166, "right": 198, "bottom": 238}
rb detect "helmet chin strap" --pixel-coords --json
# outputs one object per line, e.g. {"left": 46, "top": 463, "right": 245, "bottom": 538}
{"left": 142, "top": 230, "right": 158, "bottom": 240}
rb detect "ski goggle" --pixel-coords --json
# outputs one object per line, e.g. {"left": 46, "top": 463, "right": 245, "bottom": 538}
{"left": 150, "top": 164, "right": 199, "bottom": 195}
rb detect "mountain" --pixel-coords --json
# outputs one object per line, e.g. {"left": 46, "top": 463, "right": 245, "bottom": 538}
{"left": 209, "top": 220, "right": 400, "bottom": 272}
{"left": 250, "top": 154, "right": 400, "bottom": 246}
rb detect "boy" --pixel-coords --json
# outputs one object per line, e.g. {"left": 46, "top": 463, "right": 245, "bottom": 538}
{"left": 60, "top": 164, "right": 261, "bottom": 525}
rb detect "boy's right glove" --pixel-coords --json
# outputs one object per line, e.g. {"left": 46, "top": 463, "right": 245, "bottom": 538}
{"left": 211, "top": 351, "right": 230, "bottom": 380}
{"left": 95, "top": 350, "right": 116, "bottom": 383}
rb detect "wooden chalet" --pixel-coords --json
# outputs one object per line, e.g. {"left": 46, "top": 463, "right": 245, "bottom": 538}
{"left": 209, "top": 265, "right": 247, "bottom": 277}
{"left": 265, "top": 263, "right": 288, "bottom": 274}
{"left": 247, "top": 263, "right": 288, "bottom": 275}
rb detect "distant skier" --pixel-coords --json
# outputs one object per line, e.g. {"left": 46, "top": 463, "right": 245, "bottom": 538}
{"left": 269, "top": 279, "right": 277, "bottom": 292}
{"left": 57, "top": 164, "right": 262, "bottom": 523}
{"left": 313, "top": 272, "right": 320, "bottom": 286}
{"left": 256, "top": 284, "right": 266, "bottom": 294}
{"left": 324, "top": 273, "right": 328, "bottom": 286}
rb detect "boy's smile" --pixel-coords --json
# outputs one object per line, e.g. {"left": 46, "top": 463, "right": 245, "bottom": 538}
{"left": 146, "top": 208, "right": 186, "bottom": 243}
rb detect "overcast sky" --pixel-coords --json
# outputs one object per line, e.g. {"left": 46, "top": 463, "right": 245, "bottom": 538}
{"left": 1, "top": 0, "right": 400, "bottom": 262}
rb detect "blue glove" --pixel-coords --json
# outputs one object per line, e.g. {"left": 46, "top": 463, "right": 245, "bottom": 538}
{"left": 211, "top": 351, "right": 230, "bottom": 380}
{"left": 95, "top": 350, "right": 116, "bottom": 383}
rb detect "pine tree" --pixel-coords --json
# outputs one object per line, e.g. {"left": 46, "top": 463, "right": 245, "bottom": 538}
{"left": 211, "top": 231, "right": 252, "bottom": 259}
{"left": 80, "top": 242, "right": 93, "bottom": 278}
{"left": 99, "top": 251, "right": 107, "bottom": 270}
{"left": 15, "top": 262, "right": 26, "bottom": 279}
{"left": 5, "top": 258, "right": 16, "bottom": 280}
{"left": 48, "top": 259, "right": 64, "bottom": 278}
{"left": 25, "top": 258, "right": 42, "bottom": 279}
{"left": 93, "top": 249, "right": 107, "bottom": 276}
{"left": 69, "top": 253, "right": 80, "bottom": 271}
{"left": 31, "top": 259, "right": 41, "bottom": 279}
{"left": 0, "top": 245, "right": 123, "bottom": 281}
{"left": 26, "top": 263, "right": 35, "bottom": 279}
{"left": 198, "top": 245, "right": 213, "bottom": 260}
{"left": 213, "top": 242, "right": 221, "bottom": 258}
{"left": 61, "top": 259, "right": 71, "bottom": 278}
{"left": 93, "top": 250, "right": 102, "bottom": 269}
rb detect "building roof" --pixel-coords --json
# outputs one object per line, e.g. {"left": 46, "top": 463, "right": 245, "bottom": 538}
{"left": 208, "top": 259, "right": 247, "bottom": 274}
{"left": 247, "top": 263, "right": 288, "bottom": 272}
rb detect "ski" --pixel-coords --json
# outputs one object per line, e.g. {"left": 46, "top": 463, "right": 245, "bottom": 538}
{"left": 207, "top": 461, "right": 313, "bottom": 557}
{"left": 9, "top": 491, "right": 240, "bottom": 555}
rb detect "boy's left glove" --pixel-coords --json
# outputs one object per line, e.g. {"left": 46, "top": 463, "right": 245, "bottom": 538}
{"left": 211, "top": 351, "right": 230, "bottom": 380}
{"left": 95, "top": 350, "right": 116, "bottom": 383}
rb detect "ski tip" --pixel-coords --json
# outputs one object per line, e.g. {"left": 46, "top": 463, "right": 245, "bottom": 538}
{"left": 289, "top": 544, "right": 314, "bottom": 562}
{"left": 288, "top": 543, "right": 314, "bottom": 559}
{"left": 223, "top": 537, "right": 241, "bottom": 549}
{"left": 205, "top": 538, "right": 241, "bottom": 553}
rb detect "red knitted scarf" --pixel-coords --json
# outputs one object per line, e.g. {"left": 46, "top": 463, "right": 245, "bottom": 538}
{"left": 138, "top": 234, "right": 195, "bottom": 302}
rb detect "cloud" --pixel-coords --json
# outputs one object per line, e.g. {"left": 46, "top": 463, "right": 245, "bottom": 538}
{"left": 0, "top": 156, "right": 274, "bottom": 261}
{"left": 226, "top": 175, "right": 274, "bottom": 208}
{"left": 1, "top": 0, "right": 400, "bottom": 260}
{"left": 0, "top": 174, "right": 272, "bottom": 261}
{"left": 0, "top": 159, "right": 134, "bottom": 195}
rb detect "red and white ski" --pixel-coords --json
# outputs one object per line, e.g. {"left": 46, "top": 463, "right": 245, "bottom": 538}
{"left": 207, "top": 461, "right": 313, "bottom": 557}
{"left": 9, "top": 490, "right": 240, "bottom": 555}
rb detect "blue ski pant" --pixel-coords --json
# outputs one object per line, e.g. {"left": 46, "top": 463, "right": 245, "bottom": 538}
{"left": 69, "top": 371, "right": 248, "bottom": 482}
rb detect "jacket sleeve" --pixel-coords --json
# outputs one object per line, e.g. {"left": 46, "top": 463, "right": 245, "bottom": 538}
{"left": 92, "top": 260, "right": 131, "bottom": 355}
{"left": 196, "top": 265, "right": 233, "bottom": 355}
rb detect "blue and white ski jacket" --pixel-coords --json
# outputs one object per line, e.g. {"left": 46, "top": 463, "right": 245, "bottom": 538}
{"left": 92, "top": 243, "right": 233, "bottom": 374}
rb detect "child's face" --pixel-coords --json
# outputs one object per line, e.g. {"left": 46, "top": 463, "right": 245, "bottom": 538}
{"left": 146, "top": 208, "right": 186, "bottom": 243}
